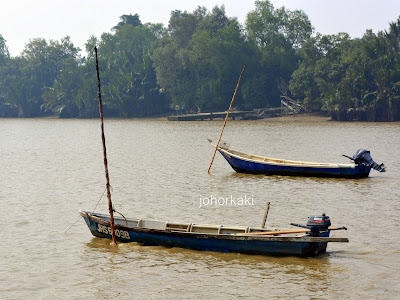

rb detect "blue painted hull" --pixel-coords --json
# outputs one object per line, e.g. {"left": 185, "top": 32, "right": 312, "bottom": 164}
{"left": 80, "top": 212, "right": 331, "bottom": 257}
{"left": 218, "top": 149, "right": 371, "bottom": 179}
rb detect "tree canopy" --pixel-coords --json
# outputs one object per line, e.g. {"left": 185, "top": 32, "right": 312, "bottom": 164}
{"left": 0, "top": 0, "right": 399, "bottom": 121}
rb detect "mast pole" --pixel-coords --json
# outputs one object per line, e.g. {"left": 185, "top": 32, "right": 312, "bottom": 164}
{"left": 261, "top": 202, "right": 270, "bottom": 229}
{"left": 94, "top": 46, "right": 117, "bottom": 245}
{"left": 208, "top": 65, "right": 246, "bottom": 174}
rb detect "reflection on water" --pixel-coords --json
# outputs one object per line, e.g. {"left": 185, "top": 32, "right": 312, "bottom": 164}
{"left": 1, "top": 118, "right": 399, "bottom": 298}
{"left": 86, "top": 236, "right": 332, "bottom": 269}
{"left": 85, "top": 236, "right": 337, "bottom": 298}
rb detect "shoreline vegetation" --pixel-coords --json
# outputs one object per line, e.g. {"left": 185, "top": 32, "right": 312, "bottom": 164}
{"left": 3, "top": 110, "right": 400, "bottom": 124}
{"left": 1, "top": 0, "right": 400, "bottom": 122}
{"left": 24, "top": 112, "right": 348, "bottom": 123}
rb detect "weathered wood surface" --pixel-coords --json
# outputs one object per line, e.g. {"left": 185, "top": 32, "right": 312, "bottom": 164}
{"left": 94, "top": 46, "right": 117, "bottom": 245}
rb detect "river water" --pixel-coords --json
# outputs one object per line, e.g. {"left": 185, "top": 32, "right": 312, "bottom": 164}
{"left": 1, "top": 117, "right": 399, "bottom": 299}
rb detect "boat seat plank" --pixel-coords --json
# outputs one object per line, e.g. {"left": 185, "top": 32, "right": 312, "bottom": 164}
{"left": 165, "top": 222, "right": 191, "bottom": 232}
{"left": 190, "top": 224, "right": 250, "bottom": 234}
{"left": 190, "top": 224, "right": 221, "bottom": 234}
{"left": 137, "top": 219, "right": 167, "bottom": 230}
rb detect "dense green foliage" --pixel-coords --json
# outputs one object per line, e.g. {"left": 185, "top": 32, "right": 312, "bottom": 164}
{"left": 290, "top": 25, "right": 400, "bottom": 121}
{"left": 0, "top": 0, "right": 399, "bottom": 121}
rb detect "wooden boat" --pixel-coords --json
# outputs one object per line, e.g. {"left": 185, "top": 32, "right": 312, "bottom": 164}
{"left": 80, "top": 211, "right": 348, "bottom": 257}
{"left": 80, "top": 48, "right": 348, "bottom": 257}
{"left": 208, "top": 139, "right": 385, "bottom": 179}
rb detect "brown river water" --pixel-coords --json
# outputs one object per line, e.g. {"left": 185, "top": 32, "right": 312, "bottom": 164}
{"left": 1, "top": 117, "right": 399, "bottom": 299}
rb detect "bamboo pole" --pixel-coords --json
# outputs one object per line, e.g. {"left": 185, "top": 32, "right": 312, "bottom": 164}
{"left": 261, "top": 202, "right": 270, "bottom": 228}
{"left": 238, "top": 229, "right": 309, "bottom": 236}
{"left": 94, "top": 46, "right": 117, "bottom": 245}
{"left": 238, "top": 227, "right": 346, "bottom": 236}
{"left": 208, "top": 65, "right": 246, "bottom": 174}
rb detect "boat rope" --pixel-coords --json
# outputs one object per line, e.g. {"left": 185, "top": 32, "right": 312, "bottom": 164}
{"left": 114, "top": 210, "right": 129, "bottom": 226}
{"left": 65, "top": 216, "right": 84, "bottom": 234}
{"left": 93, "top": 186, "right": 111, "bottom": 212}
{"left": 65, "top": 186, "right": 110, "bottom": 233}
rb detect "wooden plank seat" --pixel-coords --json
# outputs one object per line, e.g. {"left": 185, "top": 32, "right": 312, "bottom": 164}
{"left": 136, "top": 219, "right": 168, "bottom": 230}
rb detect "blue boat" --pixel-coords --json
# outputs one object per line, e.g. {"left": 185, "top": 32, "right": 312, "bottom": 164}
{"left": 80, "top": 211, "right": 348, "bottom": 257}
{"left": 208, "top": 140, "right": 385, "bottom": 179}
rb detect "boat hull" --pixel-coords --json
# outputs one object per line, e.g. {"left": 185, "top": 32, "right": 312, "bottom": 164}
{"left": 218, "top": 149, "right": 371, "bottom": 179}
{"left": 80, "top": 212, "right": 331, "bottom": 257}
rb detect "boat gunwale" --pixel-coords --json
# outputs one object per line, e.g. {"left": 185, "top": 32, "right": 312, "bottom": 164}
{"left": 80, "top": 211, "right": 349, "bottom": 243}
{"left": 215, "top": 144, "right": 356, "bottom": 169}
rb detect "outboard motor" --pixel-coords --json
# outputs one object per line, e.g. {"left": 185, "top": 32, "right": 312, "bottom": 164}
{"left": 291, "top": 214, "right": 332, "bottom": 236}
{"left": 343, "top": 149, "right": 386, "bottom": 172}
{"left": 306, "top": 215, "right": 331, "bottom": 236}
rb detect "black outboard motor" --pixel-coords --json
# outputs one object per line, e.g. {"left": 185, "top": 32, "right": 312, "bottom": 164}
{"left": 306, "top": 215, "right": 331, "bottom": 236}
{"left": 343, "top": 149, "right": 386, "bottom": 172}
{"left": 291, "top": 214, "right": 332, "bottom": 237}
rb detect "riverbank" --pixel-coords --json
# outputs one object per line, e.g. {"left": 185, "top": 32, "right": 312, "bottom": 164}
{"left": 0, "top": 112, "right": 357, "bottom": 123}
{"left": 162, "top": 112, "right": 331, "bottom": 122}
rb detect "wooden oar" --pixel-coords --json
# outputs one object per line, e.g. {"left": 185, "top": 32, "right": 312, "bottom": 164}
{"left": 238, "top": 229, "right": 309, "bottom": 236}
{"left": 238, "top": 227, "right": 346, "bottom": 236}
{"left": 208, "top": 65, "right": 246, "bottom": 174}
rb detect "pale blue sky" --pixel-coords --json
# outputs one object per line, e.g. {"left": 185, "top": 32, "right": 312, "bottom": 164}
{"left": 1, "top": 0, "right": 399, "bottom": 56}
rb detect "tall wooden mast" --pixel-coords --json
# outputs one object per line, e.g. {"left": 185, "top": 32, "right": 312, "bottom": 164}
{"left": 94, "top": 46, "right": 117, "bottom": 245}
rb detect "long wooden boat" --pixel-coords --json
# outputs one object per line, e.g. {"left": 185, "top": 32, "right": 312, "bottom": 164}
{"left": 80, "top": 211, "right": 348, "bottom": 257}
{"left": 208, "top": 139, "right": 385, "bottom": 179}
{"left": 80, "top": 48, "right": 348, "bottom": 257}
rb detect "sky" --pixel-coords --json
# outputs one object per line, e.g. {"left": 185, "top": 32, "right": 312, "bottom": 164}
{"left": 1, "top": 0, "right": 400, "bottom": 56}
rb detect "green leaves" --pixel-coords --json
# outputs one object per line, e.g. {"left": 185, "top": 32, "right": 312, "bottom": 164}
{"left": 289, "top": 22, "right": 400, "bottom": 121}
{"left": 153, "top": 5, "right": 248, "bottom": 112}
{"left": 1, "top": 4, "right": 399, "bottom": 121}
